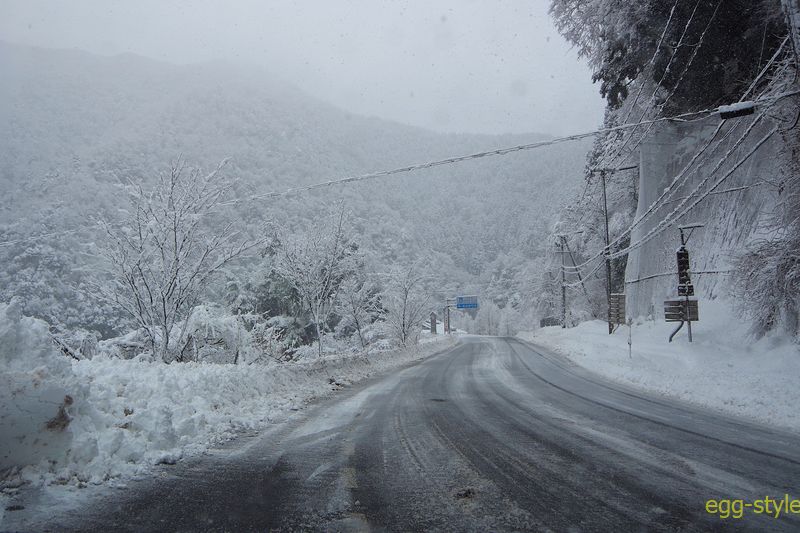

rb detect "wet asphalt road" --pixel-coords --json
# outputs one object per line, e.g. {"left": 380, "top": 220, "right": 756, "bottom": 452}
{"left": 14, "top": 336, "right": 800, "bottom": 532}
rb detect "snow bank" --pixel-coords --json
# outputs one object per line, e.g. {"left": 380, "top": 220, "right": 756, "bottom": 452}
{"left": 0, "top": 300, "right": 78, "bottom": 477}
{"left": 1, "top": 304, "right": 454, "bottom": 488}
{"left": 518, "top": 299, "right": 800, "bottom": 433}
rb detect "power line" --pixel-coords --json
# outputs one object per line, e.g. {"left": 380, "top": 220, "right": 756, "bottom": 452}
{"left": 625, "top": 269, "right": 732, "bottom": 284}
{"left": 565, "top": 88, "right": 797, "bottom": 273}
{"left": 608, "top": 85, "right": 796, "bottom": 260}
{"left": 564, "top": 121, "right": 731, "bottom": 272}
{"left": 0, "top": 228, "right": 82, "bottom": 248}
{"left": 609, "top": 27, "right": 789, "bottom": 172}
{"left": 564, "top": 259, "right": 605, "bottom": 288}
{"left": 221, "top": 97, "right": 799, "bottom": 208}
{"left": 609, "top": 123, "right": 778, "bottom": 260}
{"left": 2, "top": 92, "right": 797, "bottom": 250}
{"left": 569, "top": 175, "right": 602, "bottom": 232}
{"left": 601, "top": 0, "right": 723, "bottom": 170}
{"left": 599, "top": 34, "right": 793, "bottom": 244}
{"left": 625, "top": 0, "right": 704, "bottom": 127}
{"left": 745, "top": 34, "right": 792, "bottom": 99}
{"left": 620, "top": 0, "right": 683, "bottom": 125}
{"left": 587, "top": 111, "right": 769, "bottom": 265}
{"left": 563, "top": 121, "right": 732, "bottom": 272}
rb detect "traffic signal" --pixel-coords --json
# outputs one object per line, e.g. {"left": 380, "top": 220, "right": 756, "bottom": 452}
{"left": 677, "top": 248, "right": 690, "bottom": 284}
{"left": 676, "top": 247, "right": 694, "bottom": 296}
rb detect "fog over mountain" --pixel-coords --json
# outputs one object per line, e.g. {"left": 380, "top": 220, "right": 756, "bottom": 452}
{"left": 0, "top": 41, "right": 591, "bottom": 335}
{"left": 0, "top": 0, "right": 605, "bottom": 135}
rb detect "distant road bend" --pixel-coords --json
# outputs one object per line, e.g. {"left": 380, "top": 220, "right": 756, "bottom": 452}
{"left": 39, "top": 337, "right": 800, "bottom": 531}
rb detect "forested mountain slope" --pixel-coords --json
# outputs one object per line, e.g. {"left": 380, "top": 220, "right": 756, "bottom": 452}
{"left": 0, "top": 42, "right": 590, "bottom": 335}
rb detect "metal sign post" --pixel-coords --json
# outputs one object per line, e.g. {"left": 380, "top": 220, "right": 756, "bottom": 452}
{"left": 664, "top": 299, "right": 699, "bottom": 342}
{"left": 627, "top": 318, "right": 633, "bottom": 358}
{"left": 667, "top": 224, "right": 704, "bottom": 342}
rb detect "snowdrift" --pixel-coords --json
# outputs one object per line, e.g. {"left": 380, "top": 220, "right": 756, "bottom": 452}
{"left": 0, "top": 301, "right": 453, "bottom": 488}
{"left": 0, "top": 300, "right": 77, "bottom": 476}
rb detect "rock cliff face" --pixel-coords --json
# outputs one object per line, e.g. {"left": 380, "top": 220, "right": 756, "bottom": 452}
{"left": 625, "top": 115, "right": 780, "bottom": 319}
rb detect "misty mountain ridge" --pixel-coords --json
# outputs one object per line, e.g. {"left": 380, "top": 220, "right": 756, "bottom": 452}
{"left": 0, "top": 40, "right": 590, "bottom": 334}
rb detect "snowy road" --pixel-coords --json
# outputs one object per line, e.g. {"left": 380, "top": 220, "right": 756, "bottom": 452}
{"left": 22, "top": 337, "right": 800, "bottom": 531}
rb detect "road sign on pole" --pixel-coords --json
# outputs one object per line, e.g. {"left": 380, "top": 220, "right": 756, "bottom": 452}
{"left": 608, "top": 293, "right": 626, "bottom": 325}
{"left": 664, "top": 299, "right": 700, "bottom": 342}
{"left": 456, "top": 295, "right": 478, "bottom": 309}
{"left": 430, "top": 312, "right": 437, "bottom": 334}
{"left": 664, "top": 300, "right": 699, "bottom": 322}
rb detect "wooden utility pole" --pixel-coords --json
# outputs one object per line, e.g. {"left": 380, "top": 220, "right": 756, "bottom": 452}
{"left": 444, "top": 298, "right": 456, "bottom": 334}
{"left": 600, "top": 170, "right": 613, "bottom": 334}
{"left": 588, "top": 165, "right": 636, "bottom": 334}
{"left": 558, "top": 237, "right": 567, "bottom": 328}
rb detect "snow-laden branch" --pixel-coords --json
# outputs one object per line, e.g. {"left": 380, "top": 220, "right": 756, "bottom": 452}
{"left": 97, "top": 159, "right": 257, "bottom": 362}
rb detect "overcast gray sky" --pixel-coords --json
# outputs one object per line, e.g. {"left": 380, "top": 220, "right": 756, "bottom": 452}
{"left": 0, "top": 0, "right": 605, "bottom": 136}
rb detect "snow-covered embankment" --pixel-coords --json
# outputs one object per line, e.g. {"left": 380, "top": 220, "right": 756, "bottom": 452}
{"left": 518, "top": 299, "right": 800, "bottom": 433}
{"left": 0, "top": 300, "right": 454, "bottom": 491}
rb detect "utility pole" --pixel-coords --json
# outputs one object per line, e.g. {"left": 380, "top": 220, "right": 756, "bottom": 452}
{"left": 444, "top": 297, "right": 456, "bottom": 334}
{"left": 588, "top": 165, "right": 637, "bottom": 334}
{"left": 600, "top": 170, "right": 613, "bottom": 334}
{"left": 557, "top": 237, "right": 567, "bottom": 328}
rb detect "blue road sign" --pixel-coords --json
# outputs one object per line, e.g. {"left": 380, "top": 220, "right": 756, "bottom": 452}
{"left": 456, "top": 295, "right": 478, "bottom": 309}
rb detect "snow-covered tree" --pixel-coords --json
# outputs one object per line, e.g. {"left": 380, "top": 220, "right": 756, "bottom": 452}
{"left": 549, "top": 0, "right": 786, "bottom": 111}
{"left": 269, "top": 208, "right": 358, "bottom": 357}
{"left": 0, "top": 43, "right": 590, "bottom": 342}
{"left": 381, "top": 265, "right": 429, "bottom": 347}
{"left": 335, "top": 275, "right": 379, "bottom": 350}
{"left": 98, "top": 159, "right": 254, "bottom": 362}
{"left": 733, "top": 118, "right": 800, "bottom": 337}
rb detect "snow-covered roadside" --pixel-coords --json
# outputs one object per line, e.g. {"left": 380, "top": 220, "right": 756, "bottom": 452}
{"left": 518, "top": 299, "right": 800, "bottom": 433}
{"left": 0, "top": 300, "right": 455, "bottom": 495}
